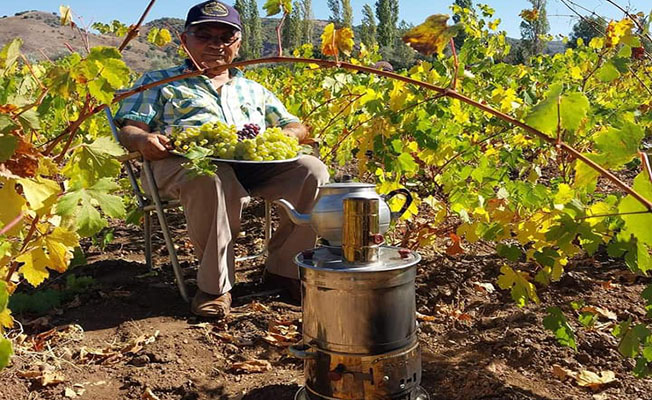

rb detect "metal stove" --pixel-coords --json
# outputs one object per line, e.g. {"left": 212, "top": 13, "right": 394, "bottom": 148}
{"left": 288, "top": 196, "right": 430, "bottom": 400}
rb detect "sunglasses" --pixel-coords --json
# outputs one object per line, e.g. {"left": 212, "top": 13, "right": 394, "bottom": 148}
{"left": 186, "top": 30, "right": 240, "bottom": 47}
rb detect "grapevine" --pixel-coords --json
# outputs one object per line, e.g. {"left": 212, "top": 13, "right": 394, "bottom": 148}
{"left": 0, "top": 0, "right": 651, "bottom": 383}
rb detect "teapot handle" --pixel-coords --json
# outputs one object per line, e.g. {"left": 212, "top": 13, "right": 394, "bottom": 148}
{"left": 384, "top": 188, "right": 413, "bottom": 221}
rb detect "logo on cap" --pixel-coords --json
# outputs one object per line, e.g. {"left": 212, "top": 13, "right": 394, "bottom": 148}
{"left": 202, "top": 2, "right": 229, "bottom": 17}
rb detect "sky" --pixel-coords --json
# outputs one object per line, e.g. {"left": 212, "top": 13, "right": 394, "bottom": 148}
{"left": 1, "top": 1, "right": 650, "bottom": 39}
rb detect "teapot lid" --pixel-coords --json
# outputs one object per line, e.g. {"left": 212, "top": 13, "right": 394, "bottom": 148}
{"left": 319, "top": 182, "right": 376, "bottom": 189}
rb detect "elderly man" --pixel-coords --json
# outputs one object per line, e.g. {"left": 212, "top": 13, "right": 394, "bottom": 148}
{"left": 115, "top": 0, "right": 329, "bottom": 318}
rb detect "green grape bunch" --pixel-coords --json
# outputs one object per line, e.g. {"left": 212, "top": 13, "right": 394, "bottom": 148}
{"left": 169, "top": 121, "right": 301, "bottom": 161}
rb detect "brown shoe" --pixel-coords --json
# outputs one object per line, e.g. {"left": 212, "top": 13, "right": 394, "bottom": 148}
{"left": 191, "top": 290, "right": 231, "bottom": 319}
{"left": 262, "top": 270, "right": 301, "bottom": 302}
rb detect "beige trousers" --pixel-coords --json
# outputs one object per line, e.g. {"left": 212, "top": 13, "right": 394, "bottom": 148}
{"left": 146, "top": 155, "right": 329, "bottom": 295}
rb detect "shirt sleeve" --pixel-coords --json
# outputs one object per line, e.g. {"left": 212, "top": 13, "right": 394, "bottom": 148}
{"left": 114, "top": 73, "right": 163, "bottom": 129}
{"left": 263, "top": 87, "right": 300, "bottom": 128}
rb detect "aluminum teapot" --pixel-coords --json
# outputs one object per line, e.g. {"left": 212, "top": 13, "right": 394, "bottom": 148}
{"left": 274, "top": 182, "right": 413, "bottom": 246}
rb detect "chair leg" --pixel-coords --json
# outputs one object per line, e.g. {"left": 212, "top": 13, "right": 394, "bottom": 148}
{"left": 143, "top": 211, "right": 153, "bottom": 271}
{"left": 264, "top": 200, "right": 272, "bottom": 256}
{"left": 143, "top": 160, "right": 190, "bottom": 303}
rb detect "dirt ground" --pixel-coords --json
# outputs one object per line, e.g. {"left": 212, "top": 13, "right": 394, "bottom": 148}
{"left": 2, "top": 201, "right": 652, "bottom": 400}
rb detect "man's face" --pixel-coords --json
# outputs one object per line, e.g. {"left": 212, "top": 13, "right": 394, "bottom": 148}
{"left": 182, "top": 23, "right": 241, "bottom": 69}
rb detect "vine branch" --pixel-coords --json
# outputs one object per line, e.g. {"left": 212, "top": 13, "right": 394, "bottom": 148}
{"left": 118, "top": 0, "right": 157, "bottom": 52}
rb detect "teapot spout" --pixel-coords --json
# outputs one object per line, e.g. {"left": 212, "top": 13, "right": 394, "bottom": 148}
{"left": 274, "top": 199, "right": 312, "bottom": 227}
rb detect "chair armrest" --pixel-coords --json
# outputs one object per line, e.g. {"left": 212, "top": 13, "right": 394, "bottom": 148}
{"left": 116, "top": 151, "right": 142, "bottom": 162}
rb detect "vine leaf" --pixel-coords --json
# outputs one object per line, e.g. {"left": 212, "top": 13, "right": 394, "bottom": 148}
{"left": 0, "top": 38, "right": 22, "bottom": 73}
{"left": 18, "top": 177, "right": 61, "bottom": 215}
{"left": 0, "top": 134, "right": 17, "bottom": 163}
{"left": 59, "top": 5, "right": 73, "bottom": 27}
{"left": 44, "top": 228, "right": 80, "bottom": 273}
{"left": 497, "top": 265, "right": 540, "bottom": 307}
{"left": 401, "top": 15, "right": 463, "bottom": 56}
{"left": 147, "top": 28, "right": 172, "bottom": 47}
{"left": 543, "top": 307, "right": 577, "bottom": 350}
{"left": 619, "top": 171, "right": 652, "bottom": 245}
{"left": 519, "top": 9, "right": 539, "bottom": 22}
{"left": 17, "top": 247, "right": 50, "bottom": 287}
{"left": 0, "top": 178, "right": 26, "bottom": 236}
{"left": 263, "top": 0, "right": 292, "bottom": 16}
{"left": 62, "top": 137, "right": 124, "bottom": 187}
{"left": 597, "top": 62, "right": 621, "bottom": 82}
{"left": 56, "top": 178, "right": 125, "bottom": 237}
{"left": 320, "top": 23, "right": 354, "bottom": 58}
{"left": 0, "top": 338, "right": 11, "bottom": 369}
{"left": 594, "top": 122, "right": 644, "bottom": 167}
{"left": 524, "top": 84, "right": 589, "bottom": 136}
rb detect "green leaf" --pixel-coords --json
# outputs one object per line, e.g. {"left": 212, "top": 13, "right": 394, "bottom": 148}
{"left": 496, "top": 243, "right": 522, "bottom": 261}
{"left": 396, "top": 152, "right": 419, "bottom": 173}
{"left": 17, "top": 109, "right": 40, "bottom": 131}
{"left": 642, "top": 285, "right": 652, "bottom": 318}
{"left": 62, "top": 137, "right": 124, "bottom": 187}
{"left": 523, "top": 83, "right": 562, "bottom": 136}
{"left": 597, "top": 62, "right": 620, "bottom": 82}
{"left": 618, "top": 172, "right": 652, "bottom": 247}
{"left": 594, "top": 122, "right": 645, "bottom": 167}
{"left": 56, "top": 178, "right": 125, "bottom": 237}
{"left": 619, "top": 324, "right": 650, "bottom": 358}
{"left": 543, "top": 307, "right": 577, "bottom": 350}
{"left": 87, "top": 78, "right": 114, "bottom": 105}
{"left": 524, "top": 85, "right": 589, "bottom": 136}
{"left": 0, "top": 338, "right": 12, "bottom": 370}
{"left": 0, "top": 38, "right": 22, "bottom": 71}
{"left": 0, "top": 281, "right": 8, "bottom": 312}
{"left": 559, "top": 93, "right": 589, "bottom": 133}
{"left": 263, "top": 0, "right": 292, "bottom": 16}
{"left": 579, "top": 311, "right": 597, "bottom": 328}
{"left": 0, "top": 134, "right": 17, "bottom": 162}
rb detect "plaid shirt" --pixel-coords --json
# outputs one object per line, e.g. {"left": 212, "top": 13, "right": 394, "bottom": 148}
{"left": 115, "top": 63, "right": 300, "bottom": 133}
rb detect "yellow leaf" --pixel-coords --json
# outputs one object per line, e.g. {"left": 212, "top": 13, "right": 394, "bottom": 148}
{"left": 575, "top": 370, "right": 616, "bottom": 389}
{"left": 389, "top": 82, "right": 408, "bottom": 112}
{"left": 606, "top": 19, "right": 635, "bottom": 48}
{"left": 44, "top": 228, "right": 79, "bottom": 273}
{"left": 589, "top": 37, "right": 604, "bottom": 50}
{"left": 457, "top": 222, "right": 479, "bottom": 243}
{"left": 17, "top": 247, "right": 50, "bottom": 287}
{"left": 0, "top": 308, "right": 13, "bottom": 329}
{"left": 18, "top": 177, "right": 61, "bottom": 215}
{"left": 59, "top": 5, "right": 72, "bottom": 26}
{"left": 320, "top": 23, "right": 354, "bottom": 58}
{"left": 402, "top": 15, "right": 463, "bottom": 56}
{"left": 569, "top": 66, "right": 582, "bottom": 81}
{"left": 554, "top": 184, "right": 574, "bottom": 205}
{"left": 0, "top": 178, "right": 26, "bottom": 235}
{"left": 450, "top": 99, "right": 469, "bottom": 123}
{"left": 519, "top": 9, "right": 539, "bottom": 22}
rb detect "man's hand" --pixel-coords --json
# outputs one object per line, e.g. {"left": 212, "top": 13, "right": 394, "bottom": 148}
{"left": 119, "top": 120, "right": 171, "bottom": 161}
{"left": 138, "top": 134, "right": 172, "bottom": 160}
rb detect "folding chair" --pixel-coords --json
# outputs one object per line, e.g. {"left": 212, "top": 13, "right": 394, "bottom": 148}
{"left": 106, "top": 109, "right": 272, "bottom": 303}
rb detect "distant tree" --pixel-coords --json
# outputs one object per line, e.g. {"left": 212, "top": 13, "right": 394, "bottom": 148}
{"left": 453, "top": 0, "right": 472, "bottom": 49}
{"left": 568, "top": 16, "right": 607, "bottom": 48}
{"left": 249, "top": 0, "right": 263, "bottom": 58}
{"left": 234, "top": 0, "right": 251, "bottom": 59}
{"left": 341, "top": 0, "right": 353, "bottom": 29}
{"left": 300, "top": 0, "right": 314, "bottom": 45}
{"left": 327, "top": 0, "right": 341, "bottom": 26}
{"left": 282, "top": 1, "right": 303, "bottom": 52}
{"left": 360, "top": 4, "right": 377, "bottom": 48}
{"left": 376, "top": 0, "right": 399, "bottom": 48}
{"left": 519, "top": 0, "right": 550, "bottom": 59}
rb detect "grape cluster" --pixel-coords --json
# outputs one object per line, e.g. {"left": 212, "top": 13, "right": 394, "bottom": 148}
{"left": 237, "top": 123, "right": 260, "bottom": 140}
{"left": 170, "top": 121, "right": 301, "bottom": 162}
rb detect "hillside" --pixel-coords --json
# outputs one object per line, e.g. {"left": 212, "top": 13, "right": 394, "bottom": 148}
{"left": 0, "top": 11, "right": 330, "bottom": 74}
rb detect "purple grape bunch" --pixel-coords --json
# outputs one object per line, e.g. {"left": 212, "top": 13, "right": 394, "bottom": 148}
{"left": 236, "top": 123, "right": 261, "bottom": 141}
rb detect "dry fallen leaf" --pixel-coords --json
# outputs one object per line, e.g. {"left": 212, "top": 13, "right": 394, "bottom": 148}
{"left": 250, "top": 302, "right": 271, "bottom": 313}
{"left": 551, "top": 365, "right": 616, "bottom": 390}
{"left": 142, "top": 387, "right": 161, "bottom": 400}
{"left": 230, "top": 359, "right": 272, "bottom": 374}
{"left": 472, "top": 281, "right": 496, "bottom": 294}
{"left": 575, "top": 370, "right": 616, "bottom": 390}
{"left": 446, "top": 233, "right": 465, "bottom": 256}
{"left": 416, "top": 312, "right": 436, "bottom": 322}
{"left": 581, "top": 306, "right": 617, "bottom": 321}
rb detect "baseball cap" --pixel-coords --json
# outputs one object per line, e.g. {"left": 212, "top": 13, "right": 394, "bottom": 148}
{"left": 185, "top": 1, "right": 242, "bottom": 31}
